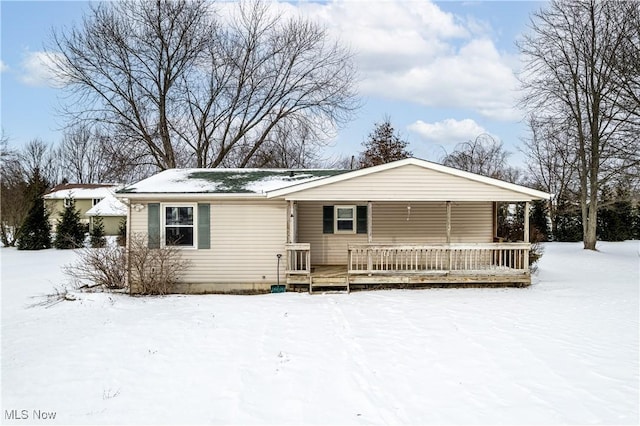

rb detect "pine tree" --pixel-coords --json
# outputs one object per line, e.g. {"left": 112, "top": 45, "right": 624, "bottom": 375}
{"left": 530, "top": 200, "right": 549, "bottom": 241}
{"left": 90, "top": 216, "right": 106, "bottom": 248}
{"left": 54, "top": 197, "right": 85, "bottom": 249}
{"left": 117, "top": 218, "right": 127, "bottom": 246}
{"left": 16, "top": 169, "right": 51, "bottom": 250}
{"left": 359, "top": 118, "right": 411, "bottom": 168}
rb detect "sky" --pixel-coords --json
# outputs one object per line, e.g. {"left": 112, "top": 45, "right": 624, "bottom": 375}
{"left": 0, "top": 0, "right": 546, "bottom": 168}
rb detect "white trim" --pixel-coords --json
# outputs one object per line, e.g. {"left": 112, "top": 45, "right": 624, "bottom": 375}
{"left": 334, "top": 205, "right": 357, "bottom": 234}
{"left": 161, "top": 202, "right": 197, "bottom": 249}
{"left": 266, "top": 157, "right": 553, "bottom": 200}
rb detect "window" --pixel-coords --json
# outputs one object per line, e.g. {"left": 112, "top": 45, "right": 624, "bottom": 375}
{"left": 335, "top": 205, "right": 356, "bottom": 233}
{"left": 323, "top": 205, "right": 368, "bottom": 235}
{"left": 63, "top": 198, "right": 73, "bottom": 208}
{"left": 92, "top": 198, "right": 101, "bottom": 206}
{"left": 164, "top": 205, "right": 194, "bottom": 247}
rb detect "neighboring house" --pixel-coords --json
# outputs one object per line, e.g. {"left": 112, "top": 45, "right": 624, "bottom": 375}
{"left": 44, "top": 183, "right": 124, "bottom": 234}
{"left": 85, "top": 194, "right": 128, "bottom": 236}
{"left": 116, "top": 158, "right": 552, "bottom": 294}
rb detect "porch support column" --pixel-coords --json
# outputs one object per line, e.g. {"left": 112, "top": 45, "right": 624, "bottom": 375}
{"left": 367, "top": 201, "right": 373, "bottom": 243}
{"left": 367, "top": 201, "right": 373, "bottom": 273}
{"left": 524, "top": 201, "right": 530, "bottom": 243}
{"left": 446, "top": 201, "right": 452, "bottom": 270}
{"left": 287, "top": 200, "right": 295, "bottom": 244}
{"left": 445, "top": 201, "right": 452, "bottom": 244}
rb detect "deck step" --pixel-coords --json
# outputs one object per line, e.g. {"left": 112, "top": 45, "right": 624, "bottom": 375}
{"left": 309, "top": 276, "right": 349, "bottom": 294}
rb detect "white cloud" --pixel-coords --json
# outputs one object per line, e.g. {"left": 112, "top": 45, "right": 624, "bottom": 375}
{"left": 408, "top": 118, "right": 494, "bottom": 145}
{"left": 292, "top": 0, "right": 520, "bottom": 121}
{"left": 0, "top": 60, "right": 8, "bottom": 73}
{"left": 19, "top": 51, "right": 66, "bottom": 88}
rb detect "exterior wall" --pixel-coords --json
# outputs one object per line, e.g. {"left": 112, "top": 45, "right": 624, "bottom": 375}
{"left": 90, "top": 216, "right": 124, "bottom": 236}
{"left": 296, "top": 201, "right": 368, "bottom": 265}
{"left": 296, "top": 201, "right": 493, "bottom": 265}
{"left": 128, "top": 199, "right": 287, "bottom": 293}
{"left": 285, "top": 164, "right": 535, "bottom": 202}
{"left": 46, "top": 198, "right": 94, "bottom": 229}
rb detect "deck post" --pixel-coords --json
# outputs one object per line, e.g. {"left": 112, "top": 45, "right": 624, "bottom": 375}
{"left": 367, "top": 201, "right": 373, "bottom": 243}
{"left": 367, "top": 201, "right": 373, "bottom": 273}
{"left": 287, "top": 200, "right": 295, "bottom": 244}
{"left": 446, "top": 201, "right": 452, "bottom": 270}
{"left": 524, "top": 201, "right": 530, "bottom": 243}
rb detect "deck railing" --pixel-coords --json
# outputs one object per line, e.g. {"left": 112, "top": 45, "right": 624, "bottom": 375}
{"left": 347, "top": 243, "right": 530, "bottom": 275}
{"left": 285, "top": 243, "right": 311, "bottom": 275}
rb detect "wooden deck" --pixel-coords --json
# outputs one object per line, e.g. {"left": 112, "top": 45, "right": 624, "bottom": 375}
{"left": 286, "top": 265, "right": 530, "bottom": 293}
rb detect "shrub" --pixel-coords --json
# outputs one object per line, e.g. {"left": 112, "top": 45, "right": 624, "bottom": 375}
{"left": 64, "top": 243, "right": 127, "bottom": 290}
{"left": 128, "top": 233, "right": 190, "bottom": 295}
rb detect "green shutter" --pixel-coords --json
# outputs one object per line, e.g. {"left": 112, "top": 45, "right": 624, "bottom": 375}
{"left": 356, "top": 205, "right": 368, "bottom": 234}
{"left": 197, "top": 203, "right": 210, "bottom": 249}
{"left": 148, "top": 203, "right": 160, "bottom": 248}
{"left": 322, "top": 205, "right": 334, "bottom": 234}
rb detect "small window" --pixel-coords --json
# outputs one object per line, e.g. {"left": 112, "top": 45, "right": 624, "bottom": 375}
{"left": 335, "top": 206, "right": 356, "bottom": 233}
{"left": 164, "top": 205, "right": 194, "bottom": 247}
{"left": 63, "top": 198, "right": 72, "bottom": 208}
{"left": 92, "top": 198, "right": 101, "bottom": 206}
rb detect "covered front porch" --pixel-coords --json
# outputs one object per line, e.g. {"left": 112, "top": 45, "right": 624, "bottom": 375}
{"left": 284, "top": 200, "right": 533, "bottom": 293}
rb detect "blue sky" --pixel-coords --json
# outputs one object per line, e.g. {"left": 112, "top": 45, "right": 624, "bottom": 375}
{"left": 1, "top": 0, "right": 545, "bottom": 167}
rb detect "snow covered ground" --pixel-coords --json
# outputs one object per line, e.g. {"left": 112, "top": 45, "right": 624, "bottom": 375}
{"left": 1, "top": 241, "right": 638, "bottom": 425}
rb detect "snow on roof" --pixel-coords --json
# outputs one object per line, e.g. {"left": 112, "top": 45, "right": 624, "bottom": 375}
{"left": 118, "top": 168, "right": 347, "bottom": 195}
{"left": 44, "top": 184, "right": 121, "bottom": 200}
{"left": 86, "top": 194, "right": 127, "bottom": 217}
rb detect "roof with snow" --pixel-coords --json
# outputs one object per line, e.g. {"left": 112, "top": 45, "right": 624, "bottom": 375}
{"left": 85, "top": 194, "right": 127, "bottom": 217}
{"left": 117, "top": 168, "right": 348, "bottom": 195}
{"left": 44, "top": 183, "right": 122, "bottom": 200}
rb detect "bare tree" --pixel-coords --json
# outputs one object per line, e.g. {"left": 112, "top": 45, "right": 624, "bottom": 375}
{"left": 522, "top": 114, "right": 579, "bottom": 237}
{"left": 0, "top": 132, "right": 27, "bottom": 246}
{"left": 48, "top": 0, "right": 358, "bottom": 171}
{"left": 19, "top": 139, "right": 60, "bottom": 186}
{"left": 518, "top": 0, "right": 640, "bottom": 250}
{"left": 441, "top": 134, "right": 519, "bottom": 182}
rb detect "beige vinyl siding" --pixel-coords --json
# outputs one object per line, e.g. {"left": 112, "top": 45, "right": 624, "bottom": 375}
{"left": 46, "top": 198, "right": 95, "bottom": 229}
{"left": 296, "top": 201, "right": 493, "bottom": 265}
{"left": 296, "top": 201, "right": 367, "bottom": 265}
{"left": 129, "top": 200, "right": 287, "bottom": 290}
{"left": 89, "top": 216, "right": 124, "bottom": 236}
{"left": 285, "top": 164, "right": 535, "bottom": 202}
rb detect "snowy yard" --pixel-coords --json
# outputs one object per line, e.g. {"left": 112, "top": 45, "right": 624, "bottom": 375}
{"left": 1, "top": 241, "right": 638, "bottom": 425}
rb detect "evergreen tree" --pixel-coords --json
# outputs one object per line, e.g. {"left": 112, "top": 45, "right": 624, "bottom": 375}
{"left": 530, "top": 200, "right": 549, "bottom": 241}
{"left": 359, "top": 118, "right": 411, "bottom": 168}
{"left": 632, "top": 203, "right": 640, "bottom": 240}
{"left": 90, "top": 216, "right": 106, "bottom": 248}
{"left": 16, "top": 169, "right": 51, "bottom": 250}
{"left": 117, "top": 218, "right": 127, "bottom": 246}
{"left": 597, "top": 185, "right": 634, "bottom": 241}
{"left": 54, "top": 197, "right": 85, "bottom": 249}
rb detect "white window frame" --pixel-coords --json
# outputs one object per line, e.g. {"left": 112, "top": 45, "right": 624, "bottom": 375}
{"left": 161, "top": 203, "right": 197, "bottom": 249}
{"left": 63, "top": 198, "right": 73, "bottom": 208}
{"left": 334, "top": 205, "right": 356, "bottom": 234}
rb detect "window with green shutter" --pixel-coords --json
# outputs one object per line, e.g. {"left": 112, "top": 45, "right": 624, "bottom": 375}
{"left": 323, "top": 205, "right": 367, "bottom": 234}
